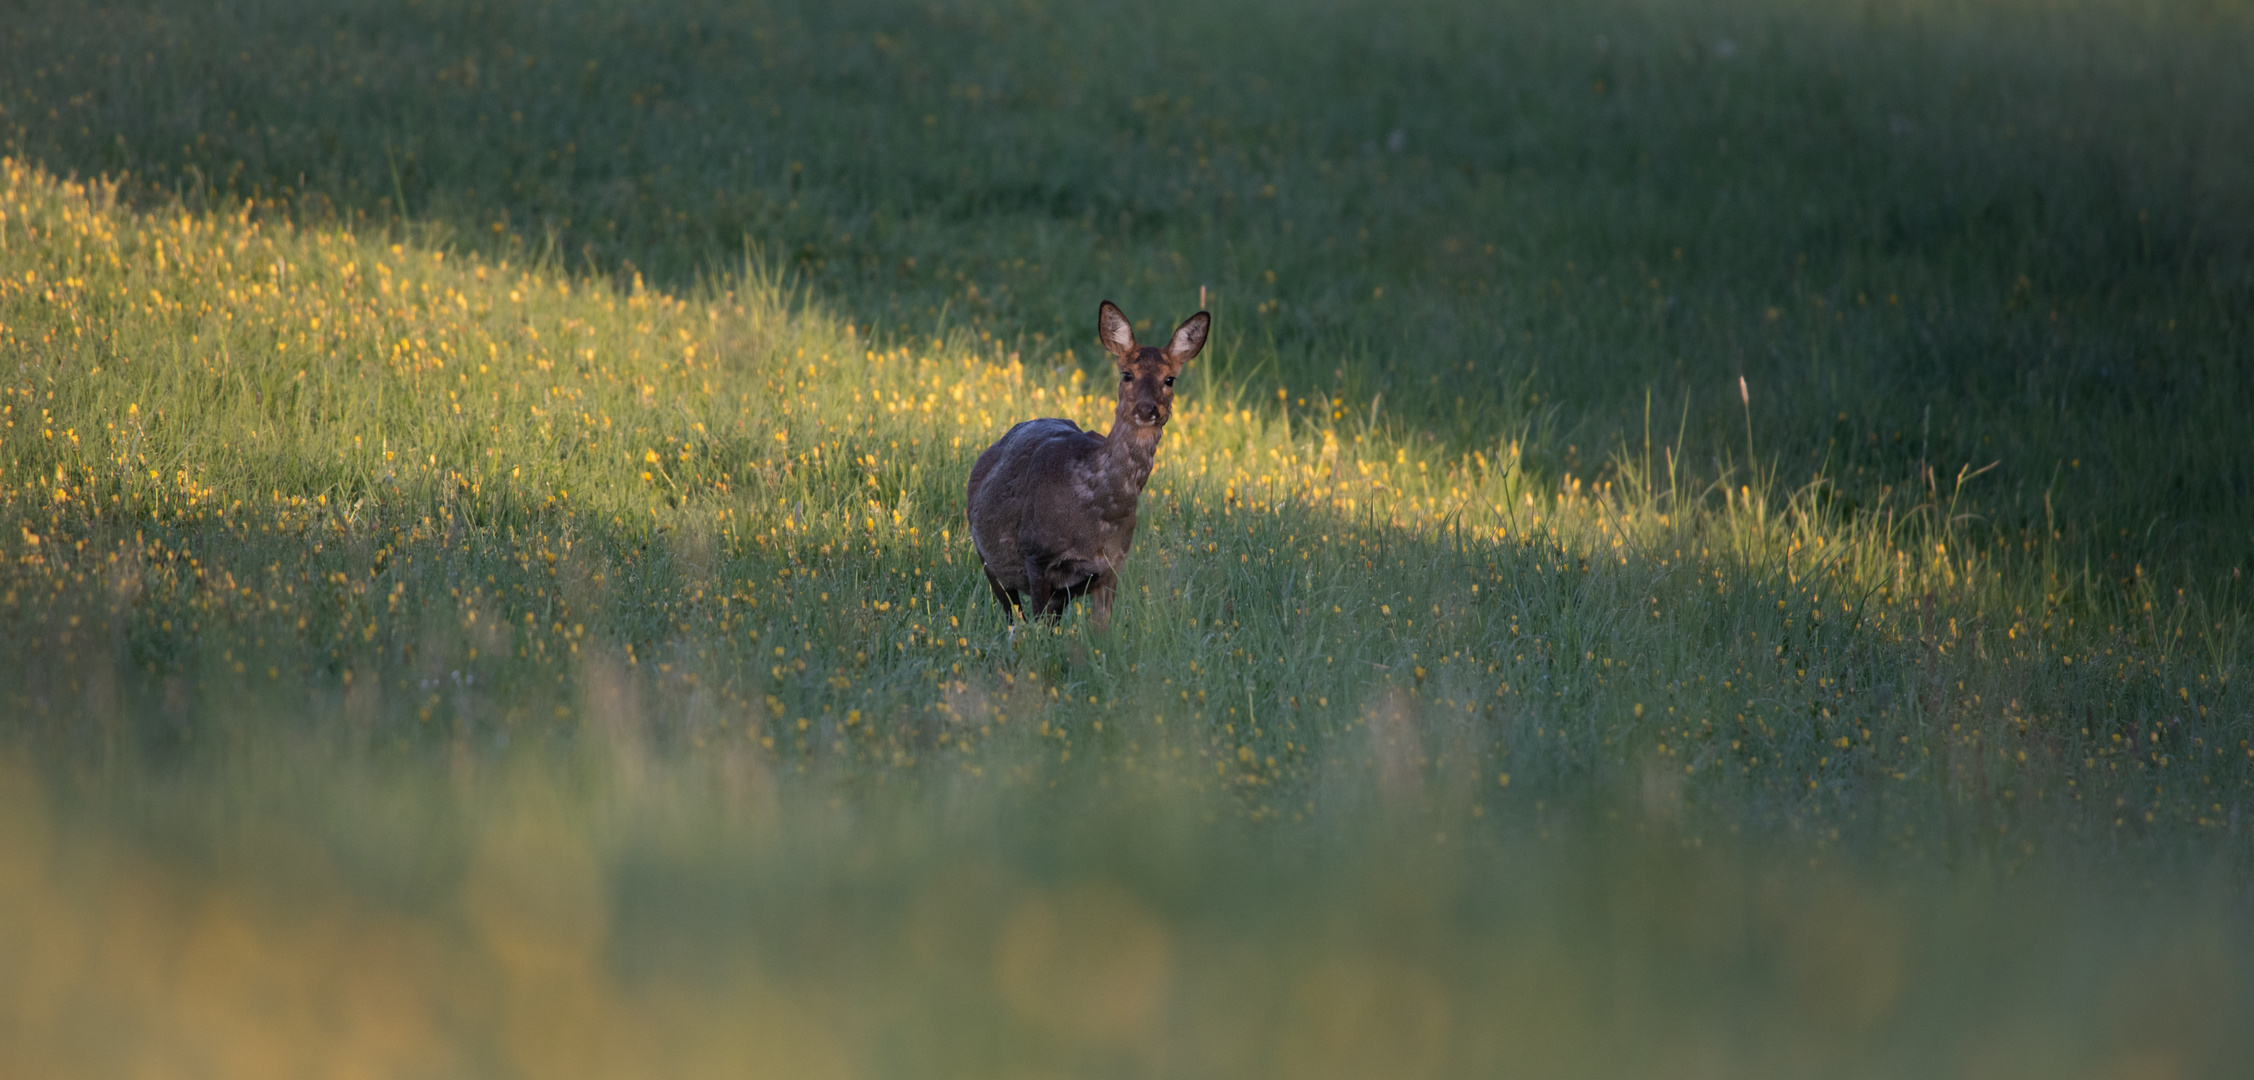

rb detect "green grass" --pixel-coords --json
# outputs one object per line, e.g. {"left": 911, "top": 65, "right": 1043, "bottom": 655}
{"left": 1, "top": 0, "right": 2250, "bottom": 1076}
{"left": 10, "top": 0, "right": 2248, "bottom": 575}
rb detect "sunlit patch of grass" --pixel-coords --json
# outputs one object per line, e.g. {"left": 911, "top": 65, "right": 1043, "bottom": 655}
{"left": 2, "top": 155, "right": 2244, "bottom": 861}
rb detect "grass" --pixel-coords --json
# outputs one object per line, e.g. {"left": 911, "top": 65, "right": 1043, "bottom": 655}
{"left": 0, "top": 0, "right": 2250, "bottom": 1076}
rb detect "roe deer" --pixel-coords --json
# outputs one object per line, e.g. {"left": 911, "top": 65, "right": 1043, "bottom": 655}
{"left": 966, "top": 300, "right": 1209, "bottom": 628}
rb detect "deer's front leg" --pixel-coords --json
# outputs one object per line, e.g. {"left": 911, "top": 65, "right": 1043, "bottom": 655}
{"left": 982, "top": 564, "right": 1022, "bottom": 621}
{"left": 1088, "top": 568, "right": 1119, "bottom": 631}
{"left": 1023, "top": 555, "right": 1060, "bottom": 622}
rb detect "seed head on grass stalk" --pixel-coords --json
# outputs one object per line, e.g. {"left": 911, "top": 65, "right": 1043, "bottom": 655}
{"left": 1739, "top": 373, "right": 1754, "bottom": 483}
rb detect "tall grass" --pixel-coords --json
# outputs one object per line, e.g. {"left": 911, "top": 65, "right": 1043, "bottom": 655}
{"left": 1, "top": 0, "right": 2251, "bottom": 1075}
{"left": 5, "top": 156, "right": 2241, "bottom": 846}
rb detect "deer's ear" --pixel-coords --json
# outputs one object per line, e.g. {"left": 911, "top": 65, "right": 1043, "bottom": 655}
{"left": 1097, "top": 301, "right": 1137, "bottom": 362}
{"left": 1164, "top": 311, "right": 1210, "bottom": 366}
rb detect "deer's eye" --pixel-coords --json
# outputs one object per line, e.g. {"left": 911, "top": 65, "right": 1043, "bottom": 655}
{"left": 1163, "top": 376, "right": 1175, "bottom": 387}
{"left": 1121, "top": 372, "right": 1132, "bottom": 383}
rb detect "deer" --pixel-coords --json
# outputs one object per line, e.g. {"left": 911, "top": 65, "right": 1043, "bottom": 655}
{"left": 965, "top": 300, "right": 1209, "bottom": 629}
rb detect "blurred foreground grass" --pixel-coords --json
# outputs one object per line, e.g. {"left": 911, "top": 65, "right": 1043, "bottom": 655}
{"left": 7, "top": 745, "right": 2251, "bottom": 1080}
{"left": 1, "top": 0, "right": 2252, "bottom": 1075}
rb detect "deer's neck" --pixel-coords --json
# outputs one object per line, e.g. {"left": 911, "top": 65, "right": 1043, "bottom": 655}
{"left": 1088, "top": 416, "right": 1162, "bottom": 515}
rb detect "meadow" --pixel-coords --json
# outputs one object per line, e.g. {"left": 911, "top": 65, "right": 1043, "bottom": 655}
{"left": 1, "top": 0, "right": 2250, "bottom": 1076}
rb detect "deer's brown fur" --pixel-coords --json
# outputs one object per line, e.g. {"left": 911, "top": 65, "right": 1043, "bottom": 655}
{"left": 965, "top": 300, "right": 1208, "bottom": 627}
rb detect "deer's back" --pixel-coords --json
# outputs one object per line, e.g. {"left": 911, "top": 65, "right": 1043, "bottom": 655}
{"left": 966, "top": 418, "right": 1109, "bottom": 588}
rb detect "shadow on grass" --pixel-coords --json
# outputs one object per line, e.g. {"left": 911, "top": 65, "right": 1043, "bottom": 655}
{"left": 8, "top": 428, "right": 2243, "bottom": 886}
{"left": 6, "top": 496, "right": 2254, "bottom": 1078}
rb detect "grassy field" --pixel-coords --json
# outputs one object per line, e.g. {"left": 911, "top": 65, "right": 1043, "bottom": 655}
{"left": 1, "top": 0, "right": 2251, "bottom": 1076}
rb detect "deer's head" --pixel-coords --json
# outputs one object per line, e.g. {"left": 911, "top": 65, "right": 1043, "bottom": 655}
{"left": 1098, "top": 300, "right": 1209, "bottom": 431}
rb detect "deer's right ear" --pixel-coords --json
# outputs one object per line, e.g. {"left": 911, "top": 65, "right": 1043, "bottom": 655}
{"left": 1163, "top": 311, "right": 1210, "bottom": 366}
{"left": 1097, "top": 301, "right": 1138, "bottom": 362}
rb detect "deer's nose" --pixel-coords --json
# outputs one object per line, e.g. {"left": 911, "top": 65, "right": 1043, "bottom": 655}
{"left": 1135, "top": 403, "right": 1162, "bottom": 424}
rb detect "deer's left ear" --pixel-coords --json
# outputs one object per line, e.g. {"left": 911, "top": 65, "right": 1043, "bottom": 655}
{"left": 1164, "top": 311, "right": 1210, "bottom": 366}
{"left": 1097, "top": 301, "right": 1138, "bottom": 362}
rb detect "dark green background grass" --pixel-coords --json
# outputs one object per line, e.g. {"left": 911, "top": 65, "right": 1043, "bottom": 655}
{"left": 7, "top": 0, "right": 2250, "bottom": 583}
